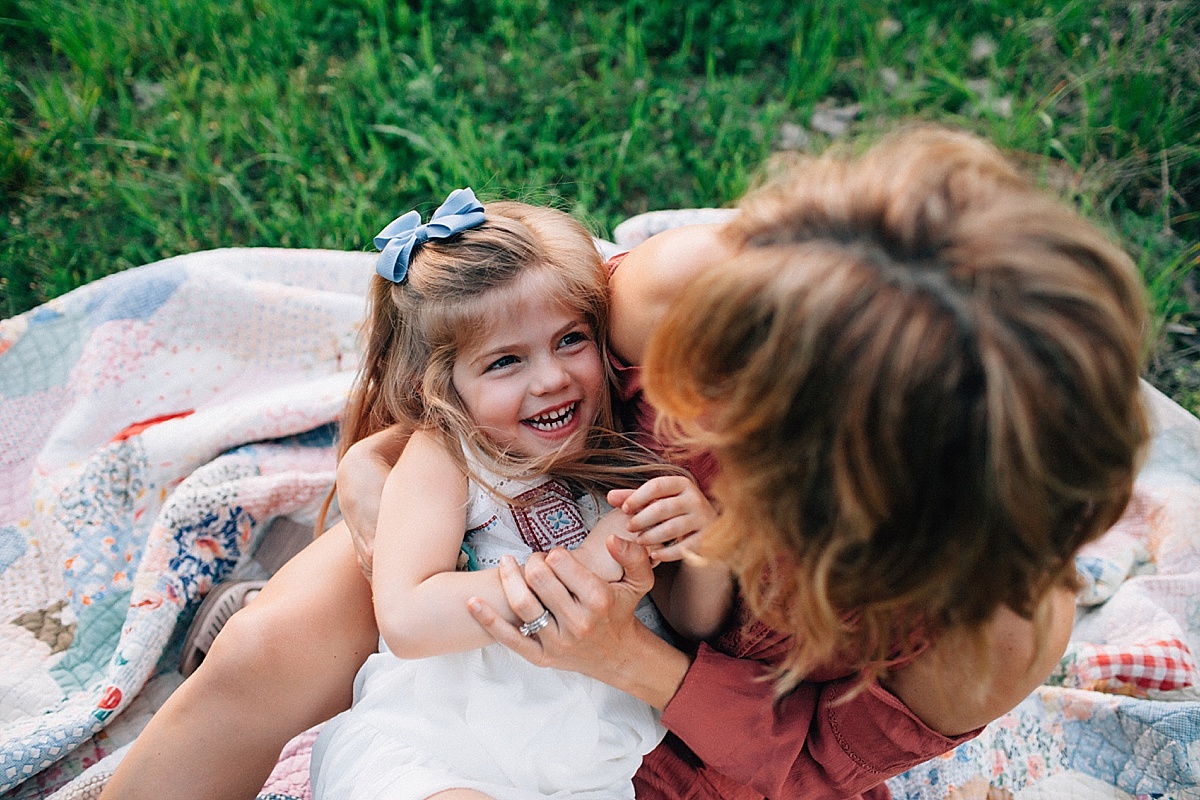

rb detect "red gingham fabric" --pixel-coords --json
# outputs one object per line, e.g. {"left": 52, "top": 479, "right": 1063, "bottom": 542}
{"left": 1067, "top": 637, "right": 1198, "bottom": 693}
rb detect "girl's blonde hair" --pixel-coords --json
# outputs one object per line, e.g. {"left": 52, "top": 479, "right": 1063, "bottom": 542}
{"left": 341, "top": 200, "right": 663, "bottom": 493}
{"left": 645, "top": 127, "right": 1149, "bottom": 691}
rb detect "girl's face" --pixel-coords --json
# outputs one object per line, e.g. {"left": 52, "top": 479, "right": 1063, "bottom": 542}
{"left": 451, "top": 278, "right": 605, "bottom": 460}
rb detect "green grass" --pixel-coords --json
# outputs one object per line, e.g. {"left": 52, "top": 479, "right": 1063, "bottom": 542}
{"left": 2, "top": 0, "right": 1198, "bottom": 404}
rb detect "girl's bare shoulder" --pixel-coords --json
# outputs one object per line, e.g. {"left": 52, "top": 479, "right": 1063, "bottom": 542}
{"left": 393, "top": 428, "right": 463, "bottom": 478}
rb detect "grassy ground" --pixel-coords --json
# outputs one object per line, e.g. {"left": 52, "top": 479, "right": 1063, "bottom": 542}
{"left": 2, "top": 0, "right": 1198, "bottom": 406}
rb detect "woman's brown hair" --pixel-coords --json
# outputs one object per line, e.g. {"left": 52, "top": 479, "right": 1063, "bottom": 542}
{"left": 645, "top": 127, "right": 1149, "bottom": 691}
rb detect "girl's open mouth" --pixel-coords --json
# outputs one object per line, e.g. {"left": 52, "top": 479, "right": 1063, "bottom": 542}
{"left": 524, "top": 402, "right": 578, "bottom": 432}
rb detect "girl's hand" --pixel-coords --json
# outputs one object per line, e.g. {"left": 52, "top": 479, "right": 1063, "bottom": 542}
{"left": 466, "top": 537, "right": 691, "bottom": 710}
{"left": 607, "top": 476, "right": 717, "bottom": 563}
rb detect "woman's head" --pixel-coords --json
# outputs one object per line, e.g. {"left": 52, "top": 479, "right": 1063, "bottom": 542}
{"left": 646, "top": 127, "right": 1149, "bottom": 684}
{"left": 342, "top": 199, "right": 612, "bottom": 468}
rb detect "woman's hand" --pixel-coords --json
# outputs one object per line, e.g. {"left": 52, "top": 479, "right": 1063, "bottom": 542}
{"left": 608, "top": 476, "right": 717, "bottom": 563}
{"left": 336, "top": 425, "right": 411, "bottom": 579}
{"left": 467, "top": 536, "right": 693, "bottom": 710}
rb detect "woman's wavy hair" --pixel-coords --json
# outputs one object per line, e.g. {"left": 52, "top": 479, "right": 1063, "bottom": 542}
{"left": 645, "top": 126, "right": 1149, "bottom": 692}
{"left": 339, "top": 200, "right": 666, "bottom": 496}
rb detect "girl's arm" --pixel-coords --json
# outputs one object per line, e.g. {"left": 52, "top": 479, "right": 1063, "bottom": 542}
{"left": 651, "top": 560, "right": 733, "bottom": 642}
{"left": 371, "top": 429, "right": 526, "bottom": 658}
{"left": 569, "top": 509, "right": 631, "bottom": 583}
{"left": 609, "top": 477, "right": 733, "bottom": 641}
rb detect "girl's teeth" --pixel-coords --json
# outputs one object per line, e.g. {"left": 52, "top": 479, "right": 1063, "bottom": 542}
{"left": 527, "top": 404, "right": 576, "bottom": 431}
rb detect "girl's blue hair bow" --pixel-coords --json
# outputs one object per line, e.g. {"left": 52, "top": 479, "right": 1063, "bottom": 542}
{"left": 374, "top": 188, "right": 486, "bottom": 283}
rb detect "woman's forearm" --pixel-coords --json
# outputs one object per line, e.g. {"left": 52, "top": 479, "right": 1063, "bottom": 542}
{"left": 600, "top": 620, "right": 694, "bottom": 710}
{"left": 336, "top": 425, "right": 413, "bottom": 576}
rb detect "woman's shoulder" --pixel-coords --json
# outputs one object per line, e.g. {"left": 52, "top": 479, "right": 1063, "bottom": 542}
{"left": 881, "top": 586, "right": 1076, "bottom": 736}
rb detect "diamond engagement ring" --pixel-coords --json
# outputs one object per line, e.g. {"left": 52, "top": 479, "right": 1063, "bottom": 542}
{"left": 519, "top": 609, "right": 553, "bottom": 637}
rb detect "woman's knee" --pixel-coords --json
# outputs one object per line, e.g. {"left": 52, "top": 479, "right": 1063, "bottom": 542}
{"left": 181, "top": 599, "right": 357, "bottom": 728}
{"left": 181, "top": 523, "right": 377, "bottom": 719}
{"left": 198, "top": 598, "right": 295, "bottom": 681}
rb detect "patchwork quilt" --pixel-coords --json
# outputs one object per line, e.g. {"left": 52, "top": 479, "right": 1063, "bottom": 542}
{"left": 0, "top": 247, "right": 371, "bottom": 798}
{"left": 2, "top": 214, "right": 1199, "bottom": 800}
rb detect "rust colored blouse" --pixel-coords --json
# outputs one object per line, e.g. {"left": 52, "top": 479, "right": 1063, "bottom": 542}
{"left": 635, "top": 605, "right": 979, "bottom": 799}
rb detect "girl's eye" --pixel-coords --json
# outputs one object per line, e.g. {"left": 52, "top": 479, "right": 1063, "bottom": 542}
{"left": 559, "top": 330, "right": 589, "bottom": 348}
{"left": 486, "top": 355, "right": 519, "bottom": 372}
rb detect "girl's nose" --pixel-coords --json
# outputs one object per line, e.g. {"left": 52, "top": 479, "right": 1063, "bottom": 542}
{"left": 532, "top": 358, "right": 571, "bottom": 394}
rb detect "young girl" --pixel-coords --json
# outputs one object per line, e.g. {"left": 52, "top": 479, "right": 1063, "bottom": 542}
{"left": 308, "top": 190, "right": 731, "bottom": 800}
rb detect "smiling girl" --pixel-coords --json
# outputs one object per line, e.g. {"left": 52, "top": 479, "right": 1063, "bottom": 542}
{"left": 307, "top": 191, "right": 731, "bottom": 800}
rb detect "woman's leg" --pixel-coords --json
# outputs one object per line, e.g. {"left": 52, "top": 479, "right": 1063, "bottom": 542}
{"left": 100, "top": 522, "right": 377, "bottom": 800}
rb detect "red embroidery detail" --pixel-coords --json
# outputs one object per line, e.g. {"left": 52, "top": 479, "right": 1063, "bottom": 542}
{"left": 714, "top": 599, "right": 780, "bottom": 659}
{"left": 466, "top": 514, "right": 500, "bottom": 538}
{"left": 511, "top": 481, "right": 588, "bottom": 553}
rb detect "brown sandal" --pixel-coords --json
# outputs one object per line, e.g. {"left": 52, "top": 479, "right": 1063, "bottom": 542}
{"left": 179, "top": 580, "right": 266, "bottom": 677}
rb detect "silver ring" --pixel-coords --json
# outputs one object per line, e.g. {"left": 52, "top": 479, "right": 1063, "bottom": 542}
{"left": 519, "top": 609, "right": 553, "bottom": 637}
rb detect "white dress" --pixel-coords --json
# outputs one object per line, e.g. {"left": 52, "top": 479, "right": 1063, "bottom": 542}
{"left": 310, "top": 456, "right": 669, "bottom": 800}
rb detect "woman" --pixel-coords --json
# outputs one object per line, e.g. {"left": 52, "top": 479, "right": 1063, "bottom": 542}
{"left": 101, "top": 127, "right": 1147, "bottom": 800}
